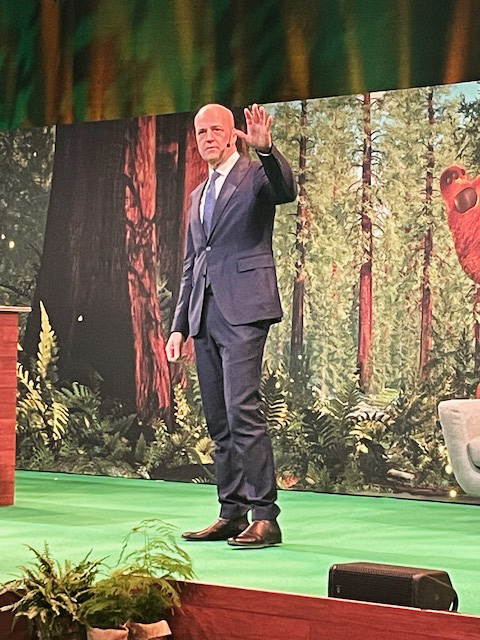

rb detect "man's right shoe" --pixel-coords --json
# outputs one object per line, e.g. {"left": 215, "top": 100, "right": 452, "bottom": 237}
{"left": 182, "top": 516, "right": 249, "bottom": 541}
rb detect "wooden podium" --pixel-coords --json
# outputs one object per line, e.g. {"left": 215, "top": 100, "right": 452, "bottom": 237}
{"left": 0, "top": 306, "right": 30, "bottom": 506}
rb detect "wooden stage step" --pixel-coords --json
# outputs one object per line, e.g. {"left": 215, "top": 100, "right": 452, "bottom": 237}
{"left": 2, "top": 580, "right": 480, "bottom": 639}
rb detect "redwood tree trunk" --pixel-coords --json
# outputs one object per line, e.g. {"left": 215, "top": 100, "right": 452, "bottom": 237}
{"left": 419, "top": 90, "right": 435, "bottom": 379}
{"left": 125, "top": 116, "right": 170, "bottom": 421}
{"left": 24, "top": 116, "right": 176, "bottom": 419}
{"left": 290, "top": 100, "right": 308, "bottom": 378}
{"left": 358, "top": 93, "right": 373, "bottom": 390}
{"left": 24, "top": 119, "right": 137, "bottom": 403}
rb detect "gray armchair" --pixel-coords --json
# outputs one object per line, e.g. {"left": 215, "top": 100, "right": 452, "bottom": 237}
{"left": 438, "top": 399, "right": 480, "bottom": 497}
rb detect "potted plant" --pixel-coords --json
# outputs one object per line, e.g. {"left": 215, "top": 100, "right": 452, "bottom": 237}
{"left": 81, "top": 519, "right": 194, "bottom": 640}
{"left": 0, "top": 544, "right": 101, "bottom": 640}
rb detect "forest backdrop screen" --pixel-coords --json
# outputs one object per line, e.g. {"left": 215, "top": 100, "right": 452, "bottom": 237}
{"left": 2, "top": 80, "right": 480, "bottom": 500}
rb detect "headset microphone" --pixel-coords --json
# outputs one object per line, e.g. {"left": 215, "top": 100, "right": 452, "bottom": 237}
{"left": 226, "top": 143, "right": 231, "bottom": 147}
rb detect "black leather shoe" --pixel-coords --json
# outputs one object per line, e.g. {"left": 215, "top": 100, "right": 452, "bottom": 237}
{"left": 182, "top": 517, "right": 249, "bottom": 541}
{"left": 227, "top": 519, "right": 282, "bottom": 548}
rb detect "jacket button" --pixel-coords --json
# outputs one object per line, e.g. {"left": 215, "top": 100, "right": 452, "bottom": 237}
{"left": 206, "top": 246, "right": 211, "bottom": 251}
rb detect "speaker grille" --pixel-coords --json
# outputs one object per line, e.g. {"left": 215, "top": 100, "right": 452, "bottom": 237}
{"left": 328, "top": 562, "right": 457, "bottom": 610}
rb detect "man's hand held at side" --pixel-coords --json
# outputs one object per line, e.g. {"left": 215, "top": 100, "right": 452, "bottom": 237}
{"left": 166, "top": 331, "right": 184, "bottom": 362}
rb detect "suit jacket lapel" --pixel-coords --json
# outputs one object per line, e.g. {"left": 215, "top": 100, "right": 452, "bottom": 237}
{"left": 208, "top": 155, "right": 251, "bottom": 240}
{"left": 190, "top": 179, "right": 207, "bottom": 241}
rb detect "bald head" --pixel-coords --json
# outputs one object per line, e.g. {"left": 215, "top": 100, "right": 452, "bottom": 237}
{"left": 194, "top": 104, "right": 237, "bottom": 168}
{"left": 195, "top": 104, "right": 235, "bottom": 129}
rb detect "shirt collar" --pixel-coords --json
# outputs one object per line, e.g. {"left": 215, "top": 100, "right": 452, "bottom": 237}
{"left": 209, "top": 150, "right": 240, "bottom": 178}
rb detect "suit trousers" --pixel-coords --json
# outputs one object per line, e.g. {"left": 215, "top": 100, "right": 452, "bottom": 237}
{"left": 193, "top": 290, "right": 280, "bottom": 521}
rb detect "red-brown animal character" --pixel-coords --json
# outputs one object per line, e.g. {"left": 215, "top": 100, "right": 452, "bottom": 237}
{"left": 440, "top": 164, "right": 480, "bottom": 284}
{"left": 440, "top": 164, "right": 480, "bottom": 397}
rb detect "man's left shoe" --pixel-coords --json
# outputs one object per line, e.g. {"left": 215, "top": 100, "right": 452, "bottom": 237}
{"left": 227, "top": 519, "right": 282, "bottom": 548}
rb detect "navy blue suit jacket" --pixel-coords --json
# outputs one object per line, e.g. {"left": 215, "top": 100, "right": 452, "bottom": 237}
{"left": 171, "top": 146, "right": 297, "bottom": 338}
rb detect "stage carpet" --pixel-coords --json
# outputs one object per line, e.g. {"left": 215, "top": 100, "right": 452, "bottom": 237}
{"left": 0, "top": 471, "right": 478, "bottom": 617}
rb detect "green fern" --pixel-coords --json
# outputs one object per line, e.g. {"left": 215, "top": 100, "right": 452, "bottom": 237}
{"left": 80, "top": 519, "right": 194, "bottom": 629}
{"left": 163, "top": 383, "right": 215, "bottom": 471}
{"left": 37, "top": 300, "right": 59, "bottom": 386}
{"left": 56, "top": 382, "right": 101, "bottom": 416}
{"left": 17, "top": 354, "right": 69, "bottom": 447}
{"left": 134, "top": 434, "right": 147, "bottom": 463}
{"left": 1, "top": 544, "right": 101, "bottom": 640}
{"left": 16, "top": 302, "right": 144, "bottom": 477}
{"left": 260, "top": 369, "right": 290, "bottom": 431}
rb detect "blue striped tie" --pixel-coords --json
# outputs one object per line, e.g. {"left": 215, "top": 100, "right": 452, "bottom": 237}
{"left": 202, "top": 171, "right": 220, "bottom": 237}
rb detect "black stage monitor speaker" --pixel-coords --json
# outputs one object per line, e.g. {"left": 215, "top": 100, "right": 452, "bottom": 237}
{"left": 328, "top": 562, "right": 458, "bottom": 611}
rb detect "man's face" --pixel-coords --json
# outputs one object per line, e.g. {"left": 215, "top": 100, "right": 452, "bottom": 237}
{"left": 194, "top": 106, "right": 236, "bottom": 168}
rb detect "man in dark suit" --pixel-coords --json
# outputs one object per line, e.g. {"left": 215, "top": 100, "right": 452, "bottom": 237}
{"left": 166, "top": 103, "right": 296, "bottom": 548}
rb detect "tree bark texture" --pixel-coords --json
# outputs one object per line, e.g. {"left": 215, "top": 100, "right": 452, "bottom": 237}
{"left": 290, "top": 100, "right": 308, "bottom": 377}
{"left": 125, "top": 116, "right": 171, "bottom": 420}
{"left": 419, "top": 89, "right": 435, "bottom": 379}
{"left": 358, "top": 93, "right": 373, "bottom": 390}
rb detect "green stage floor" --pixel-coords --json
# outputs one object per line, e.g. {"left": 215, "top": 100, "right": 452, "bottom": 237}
{"left": 1, "top": 471, "right": 479, "bottom": 615}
